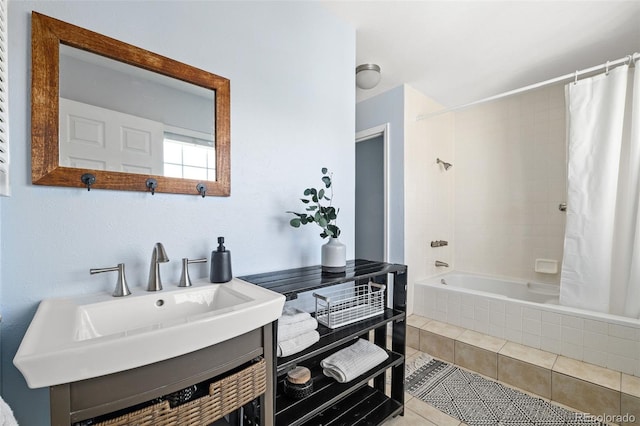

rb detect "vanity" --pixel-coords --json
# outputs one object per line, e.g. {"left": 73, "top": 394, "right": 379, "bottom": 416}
{"left": 13, "top": 278, "right": 285, "bottom": 425}
{"left": 50, "top": 328, "right": 270, "bottom": 425}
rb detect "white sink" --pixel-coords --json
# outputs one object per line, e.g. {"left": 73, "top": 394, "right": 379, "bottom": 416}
{"left": 14, "top": 278, "right": 285, "bottom": 388}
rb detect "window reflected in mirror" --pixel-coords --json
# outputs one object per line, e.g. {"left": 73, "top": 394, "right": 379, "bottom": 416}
{"left": 163, "top": 132, "right": 216, "bottom": 180}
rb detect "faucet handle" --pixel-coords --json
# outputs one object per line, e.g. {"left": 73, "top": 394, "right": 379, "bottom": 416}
{"left": 90, "top": 263, "right": 131, "bottom": 297}
{"left": 430, "top": 240, "right": 449, "bottom": 247}
{"left": 179, "top": 258, "right": 207, "bottom": 287}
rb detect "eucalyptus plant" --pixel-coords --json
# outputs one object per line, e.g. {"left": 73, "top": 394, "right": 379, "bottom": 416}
{"left": 288, "top": 168, "right": 341, "bottom": 239}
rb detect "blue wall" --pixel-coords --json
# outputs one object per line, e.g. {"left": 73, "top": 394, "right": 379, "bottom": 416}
{"left": 356, "top": 86, "right": 405, "bottom": 264}
{"left": 2, "top": 2, "right": 355, "bottom": 424}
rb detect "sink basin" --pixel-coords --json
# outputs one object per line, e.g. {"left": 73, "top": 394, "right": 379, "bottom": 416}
{"left": 14, "top": 278, "right": 285, "bottom": 388}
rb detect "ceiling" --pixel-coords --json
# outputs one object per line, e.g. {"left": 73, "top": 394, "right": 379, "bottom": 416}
{"left": 321, "top": 1, "right": 640, "bottom": 108}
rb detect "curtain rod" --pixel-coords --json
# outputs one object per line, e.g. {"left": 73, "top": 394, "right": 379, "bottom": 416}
{"left": 416, "top": 52, "right": 640, "bottom": 121}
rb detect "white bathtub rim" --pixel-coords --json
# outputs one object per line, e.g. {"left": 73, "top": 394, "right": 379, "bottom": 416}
{"left": 416, "top": 270, "right": 559, "bottom": 302}
{"left": 417, "top": 269, "right": 558, "bottom": 289}
{"left": 416, "top": 270, "right": 640, "bottom": 329}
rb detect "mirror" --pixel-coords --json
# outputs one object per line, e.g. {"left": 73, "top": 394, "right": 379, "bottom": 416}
{"left": 31, "top": 12, "right": 230, "bottom": 196}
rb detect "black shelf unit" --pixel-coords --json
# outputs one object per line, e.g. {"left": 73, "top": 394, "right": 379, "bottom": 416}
{"left": 240, "top": 259, "right": 407, "bottom": 426}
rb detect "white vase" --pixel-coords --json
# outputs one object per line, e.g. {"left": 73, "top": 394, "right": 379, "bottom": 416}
{"left": 321, "top": 237, "right": 346, "bottom": 273}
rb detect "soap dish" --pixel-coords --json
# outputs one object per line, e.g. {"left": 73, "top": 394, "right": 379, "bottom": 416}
{"left": 534, "top": 258, "right": 558, "bottom": 274}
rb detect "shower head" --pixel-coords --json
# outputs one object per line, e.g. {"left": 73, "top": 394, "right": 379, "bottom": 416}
{"left": 437, "top": 158, "right": 453, "bottom": 171}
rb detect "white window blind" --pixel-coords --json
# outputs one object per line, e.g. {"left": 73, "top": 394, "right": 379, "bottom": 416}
{"left": 0, "top": 0, "right": 9, "bottom": 196}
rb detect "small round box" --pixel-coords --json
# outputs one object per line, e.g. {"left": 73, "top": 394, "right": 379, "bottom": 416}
{"left": 283, "top": 378, "right": 313, "bottom": 399}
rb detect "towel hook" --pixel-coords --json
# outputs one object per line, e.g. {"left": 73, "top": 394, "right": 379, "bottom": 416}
{"left": 146, "top": 178, "right": 158, "bottom": 195}
{"left": 196, "top": 183, "right": 207, "bottom": 198}
{"left": 81, "top": 173, "right": 96, "bottom": 191}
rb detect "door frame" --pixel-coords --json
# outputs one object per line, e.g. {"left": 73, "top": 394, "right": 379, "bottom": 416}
{"left": 355, "top": 123, "right": 390, "bottom": 262}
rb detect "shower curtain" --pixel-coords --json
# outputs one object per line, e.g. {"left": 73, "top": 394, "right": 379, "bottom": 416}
{"left": 560, "top": 61, "right": 640, "bottom": 317}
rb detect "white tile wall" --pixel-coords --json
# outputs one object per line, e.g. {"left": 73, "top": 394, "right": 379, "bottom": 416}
{"left": 583, "top": 348, "right": 608, "bottom": 368}
{"left": 416, "top": 282, "right": 640, "bottom": 376}
{"left": 453, "top": 84, "right": 566, "bottom": 285}
{"left": 404, "top": 86, "right": 455, "bottom": 316}
{"left": 540, "top": 336, "right": 561, "bottom": 354}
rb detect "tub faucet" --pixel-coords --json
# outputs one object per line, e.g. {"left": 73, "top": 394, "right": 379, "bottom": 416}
{"left": 435, "top": 260, "right": 449, "bottom": 268}
{"left": 148, "top": 242, "right": 169, "bottom": 291}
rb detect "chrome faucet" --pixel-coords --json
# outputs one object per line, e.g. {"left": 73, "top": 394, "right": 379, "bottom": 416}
{"left": 148, "top": 242, "right": 169, "bottom": 291}
{"left": 179, "top": 257, "right": 207, "bottom": 287}
{"left": 90, "top": 263, "right": 131, "bottom": 297}
{"left": 431, "top": 240, "right": 449, "bottom": 247}
{"left": 435, "top": 260, "right": 449, "bottom": 268}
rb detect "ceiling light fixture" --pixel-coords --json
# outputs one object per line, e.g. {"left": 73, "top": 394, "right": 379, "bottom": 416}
{"left": 356, "top": 64, "right": 381, "bottom": 90}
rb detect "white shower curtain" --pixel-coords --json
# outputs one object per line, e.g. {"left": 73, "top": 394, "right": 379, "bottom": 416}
{"left": 560, "top": 62, "right": 640, "bottom": 317}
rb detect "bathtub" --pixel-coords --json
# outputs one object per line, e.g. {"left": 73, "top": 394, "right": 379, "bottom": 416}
{"left": 414, "top": 271, "right": 640, "bottom": 376}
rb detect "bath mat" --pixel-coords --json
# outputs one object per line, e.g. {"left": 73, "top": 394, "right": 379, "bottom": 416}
{"left": 405, "top": 354, "right": 606, "bottom": 426}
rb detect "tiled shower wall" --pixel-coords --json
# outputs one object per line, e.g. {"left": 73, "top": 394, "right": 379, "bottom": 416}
{"left": 454, "top": 84, "right": 567, "bottom": 284}
{"left": 404, "top": 86, "right": 455, "bottom": 314}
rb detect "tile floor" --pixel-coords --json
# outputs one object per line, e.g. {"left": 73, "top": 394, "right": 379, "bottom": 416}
{"left": 382, "top": 345, "right": 628, "bottom": 426}
{"left": 405, "top": 315, "right": 640, "bottom": 425}
{"left": 383, "top": 346, "right": 467, "bottom": 426}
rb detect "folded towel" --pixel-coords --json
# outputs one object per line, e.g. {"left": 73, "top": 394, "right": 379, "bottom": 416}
{"left": 278, "top": 306, "right": 311, "bottom": 325}
{"left": 320, "top": 339, "right": 388, "bottom": 383}
{"left": 277, "top": 330, "right": 320, "bottom": 357}
{"left": 0, "top": 396, "right": 18, "bottom": 426}
{"left": 278, "top": 317, "right": 318, "bottom": 341}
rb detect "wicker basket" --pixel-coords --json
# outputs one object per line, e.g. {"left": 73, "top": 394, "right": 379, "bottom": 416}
{"left": 94, "top": 359, "right": 266, "bottom": 426}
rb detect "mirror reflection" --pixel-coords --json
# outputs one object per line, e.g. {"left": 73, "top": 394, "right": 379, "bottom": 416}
{"left": 59, "top": 45, "right": 217, "bottom": 181}
{"left": 31, "top": 11, "right": 230, "bottom": 196}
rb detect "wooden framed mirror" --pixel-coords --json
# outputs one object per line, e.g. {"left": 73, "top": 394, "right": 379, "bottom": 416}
{"left": 31, "top": 12, "right": 230, "bottom": 196}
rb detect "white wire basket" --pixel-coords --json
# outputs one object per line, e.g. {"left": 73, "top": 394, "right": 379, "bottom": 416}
{"left": 313, "top": 282, "right": 386, "bottom": 329}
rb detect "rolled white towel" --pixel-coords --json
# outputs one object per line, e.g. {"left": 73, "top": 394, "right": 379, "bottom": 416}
{"left": 277, "top": 330, "right": 320, "bottom": 357}
{"left": 321, "top": 339, "right": 388, "bottom": 383}
{"left": 278, "top": 306, "right": 311, "bottom": 325}
{"left": 0, "top": 396, "right": 18, "bottom": 426}
{"left": 278, "top": 317, "right": 317, "bottom": 341}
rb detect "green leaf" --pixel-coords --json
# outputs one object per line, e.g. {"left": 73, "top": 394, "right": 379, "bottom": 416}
{"left": 304, "top": 188, "right": 311, "bottom": 196}
{"left": 290, "top": 218, "right": 301, "bottom": 228}
{"left": 322, "top": 176, "right": 331, "bottom": 188}
{"left": 318, "top": 217, "right": 327, "bottom": 227}
{"left": 321, "top": 167, "right": 328, "bottom": 174}
{"left": 306, "top": 205, "right": 318, "bottom": 211}
{"left": 301, "top": 198, "right": 310, "bottom": 204}
{"left": 327, "top": 224, "right": 340, "bottom": 237}
{"left": 326, "top": 207, "right": 337, "bottom": 220}
{"left": 318, "top": 189, "right": 325, "bottom": 199}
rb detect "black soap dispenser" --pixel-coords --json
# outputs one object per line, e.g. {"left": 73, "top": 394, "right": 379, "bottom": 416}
{"left": 210, "top": 237, "right": 232, "bottom": 283}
